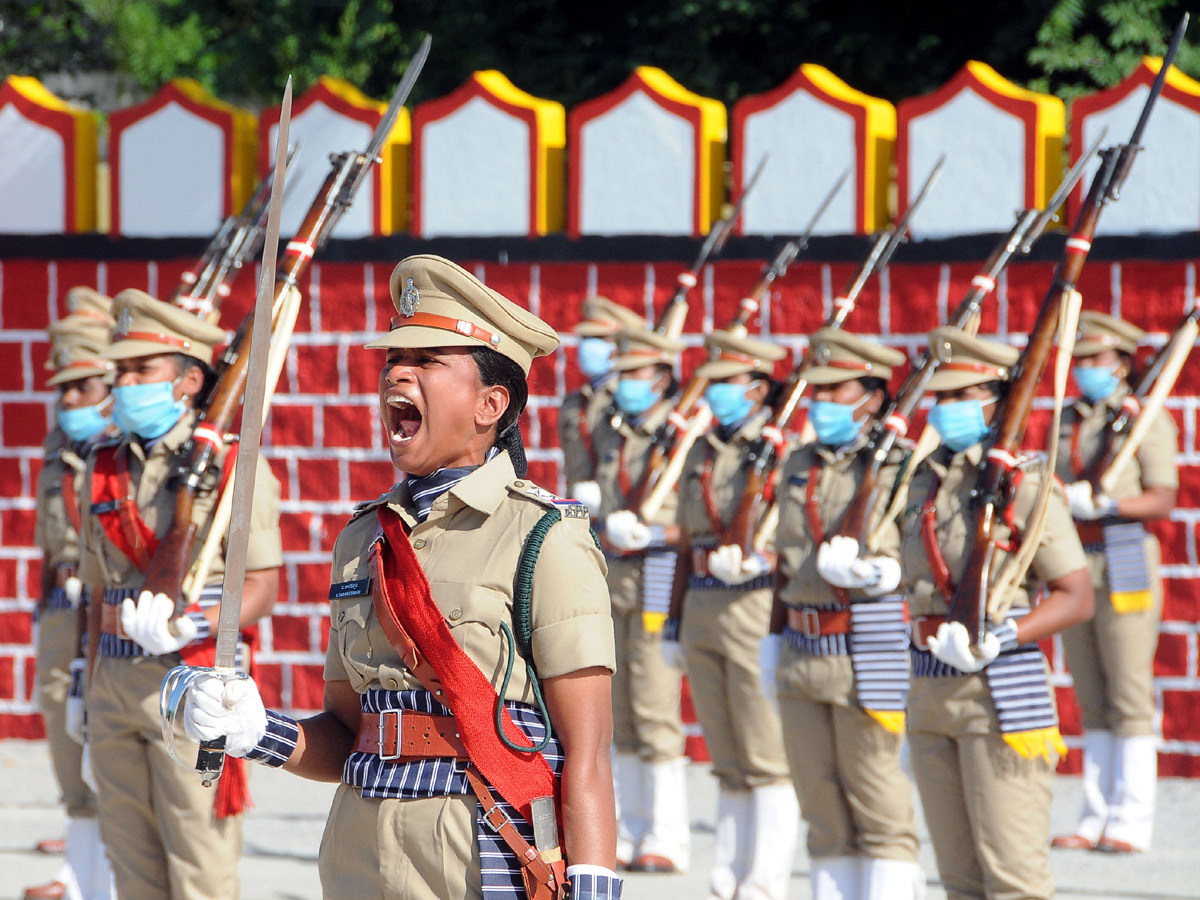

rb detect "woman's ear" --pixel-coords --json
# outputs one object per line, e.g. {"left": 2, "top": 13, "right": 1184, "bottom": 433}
{"left": 476, "top": 383, "right": 511, "bottom": 431}
{"left": 863, "top": 387, "right": 885, "bottom": 417}
{"left": 178, "top": 363, "right": 206, "bottom": 405}
{"left": 746, "top": 378, "right": 769, "bottom": 404}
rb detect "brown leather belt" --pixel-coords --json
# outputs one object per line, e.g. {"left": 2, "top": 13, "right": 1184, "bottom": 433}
{"left": 911, "top": 615, "right": 947, "bottom": 649}
{"left": 354, "top": 710, "right": 468, "bottom": 761}
{"left": 100, "top": 603, "right": 129, "bottom": 639}
{"left": 691, "top": 547, "right": 711, "bottom": 577}
{"left": 787, "top": 607, "right": 852, "bottom": 638}
{"left": 1075, "top": 521, "right": 1104, "bottom": 545}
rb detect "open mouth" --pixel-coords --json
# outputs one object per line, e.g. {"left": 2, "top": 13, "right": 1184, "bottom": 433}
{"left": 385, "top": 393, "right": 423, "bottom": 444}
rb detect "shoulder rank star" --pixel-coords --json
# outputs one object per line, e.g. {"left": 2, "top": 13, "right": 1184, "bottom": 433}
{"left": 400, "top": 278, "right": 420, "bottom": 317}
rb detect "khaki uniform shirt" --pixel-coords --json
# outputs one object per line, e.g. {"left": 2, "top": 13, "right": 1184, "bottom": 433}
{"left": 558, "top": 381, "right": 614, "bottom": 486}
{"left": 35, "top": 427, "right": 86, "bottom": 571}
{"left": 1056, "top": 385, "right": 1178, "bottom": 497}
{"left": 323, "top": 452, "right": 616, "bottom": 701}
{"left": 776, "top": 432, "right": 905, "bottom": 608}
{"left": 77, "top": 411, "right": 283, "bottom": 591}
{"left": 899, "top": 444, "right": 1087, "bottom": 619}
{"left": 676, "top": 410, "right": 782, "bottom": 554}
{"left": 591, "top": 395, "right": 679, "bottom": 525}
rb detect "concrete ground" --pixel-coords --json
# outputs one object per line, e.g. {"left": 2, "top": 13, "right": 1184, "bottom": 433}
{"left": 2, "top": 740, "right": 1198, "bottom": 899}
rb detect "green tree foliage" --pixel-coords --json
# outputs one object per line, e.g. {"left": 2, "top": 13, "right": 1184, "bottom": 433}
{"left": 0, "top": 0, "right": 1195, "bottom": 110}
{"left": 1028, "top": 0, "right": 1199, "bottom": 99}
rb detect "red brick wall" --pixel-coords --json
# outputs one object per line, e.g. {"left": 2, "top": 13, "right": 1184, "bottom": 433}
{"left": 2, "top": 254, "right": 1198, "bottom": 774}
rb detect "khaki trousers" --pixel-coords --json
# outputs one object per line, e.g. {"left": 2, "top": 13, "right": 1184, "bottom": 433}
{"left": 1060, "top": 541, "right": 1162, "bottom": 736}
{"left": 88, "top": 655, "right": 243, "bottom": 900}
{"left": 36, "top": 605, "right": 95, "bottom": 818}
{"left": 318, "top": 784, "right": 483, "bottom": 900}
{"left": 777, "top": 648, "right": 918, "bottom": 861}
{"left": 609, "top": 557, "right": 684, "bottom": 761}
{"left": 680, "top": 587, "right": 790, "bottom": 791}
{"left": 907, "top": 674, "right": 1055, "bottom": 900}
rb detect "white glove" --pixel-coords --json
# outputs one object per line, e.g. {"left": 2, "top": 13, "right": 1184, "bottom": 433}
{"left": 64, "top": 576, "right": 83, "bottom": 607}
{"left": 604, "top": 510, "right": 652, "bottom": 552}
{"left": 661, "top": 639, "right": 686, "bottom": 670}
{"left": 816, "top": 536, "right": 902, "bottom": 596}
{"left": 758, "top": 634, "right": 782, "bottom": 705}
{"left": 1066, "top": 481, "right": 1116, "bottom": 521}
{"left": 120, "top": 591, "right": 197, "bottom": 656}
{"left": 570, "top": 481, "right": 603, "bottom": 516}
{"left": 183, "top": 672, "right": 267, "bottom": 758}
{"left": 925, "top": 620, "right": 1000, "bottom": 673}
{"left": 65, "top": 658, "right": 86, "bottom": 746}
{"left": 707, "top": 544, "right": 771, "bottom": 586}
{"left": 81, "top": 742, "right": 98, "bottom": 793}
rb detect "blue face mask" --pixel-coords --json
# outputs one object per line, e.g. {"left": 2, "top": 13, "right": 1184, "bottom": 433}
{"left": 577, "top": 338, "right": 614, "bottom": 380}
{"left": 58, "top": 400, "right": 112, "bottom": 442}
{"left": 1074, "top": 364, "right": 1120, "bottom": 402}
{"left": 929, "top": 398, "right": 994, "bottom": 452}
{"left": 112, "top": 380, "right": 187, "bottom": 440}
{"left": 809, "top": 397, "right": 867, "bottom": 447}
{"left": 615, "top": 378, "right": 660, "bottom": 416}
{"left": 704, "top": 382, "right": 755, "bottom": 428}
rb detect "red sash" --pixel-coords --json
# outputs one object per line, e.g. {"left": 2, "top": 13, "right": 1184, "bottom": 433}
{"left": 805, "top": 464, "right": 851, "bottom": 605}
{"left": 61, "top": 468, "right": 82, "bottom": 534}
{"left": 373, "top": 506, "right": 557, "bottom": 826}
{"left": 91, "top": 445, "right": 158, "bottom": 570}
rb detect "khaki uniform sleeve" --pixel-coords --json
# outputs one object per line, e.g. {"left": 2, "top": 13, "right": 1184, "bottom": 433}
{"left": 245, "top": 455, "right": 284, "bottom": 571}
{"left": 1012, "top": 467, "right": 1088, "bottom": 583}
{"left": 323, "top": 617, "right": 351, "bottom": 682}
{"left": 529, "top": 517, "right": 615, "bottom": 679}
{"left": 1136, "top": 407, "right": 1178, "bottom": 490}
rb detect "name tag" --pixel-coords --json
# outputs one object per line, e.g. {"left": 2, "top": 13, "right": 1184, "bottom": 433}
{"left": 329, "top": 578, "right": 371, "bottom": 600}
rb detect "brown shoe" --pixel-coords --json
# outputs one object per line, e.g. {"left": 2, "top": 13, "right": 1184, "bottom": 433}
{"left": 1051, "top": 834, "right": 1097, "bottom": 850}
{"left": 630, "top": 853, "right": 681, "bottom": 873}
{"left": 1097, "top": 837, "right": 1142, "bottom": 854}
{"left": 34, "top": 838, "right": 65, "bottom": 854}
{"left": 22, "top": 881, "right": 67, "bottom": 900}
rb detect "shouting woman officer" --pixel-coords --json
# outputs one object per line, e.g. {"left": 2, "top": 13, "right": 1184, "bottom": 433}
{"left": 183, "top": 255, "right": 622, "bottom": 900}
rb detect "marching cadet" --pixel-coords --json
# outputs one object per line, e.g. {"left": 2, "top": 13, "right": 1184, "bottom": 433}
{"left": 898, "top": 327, "right": 1093, "bottom": 900}
{"left": 764, "top": 328, "right": 925, "bottom": 899}
{"left": 593, "top": 327, "right": 690, "bottom": 873}
{"left": 669, "top": 329, "right": 798, "bottom": 900}
{"left": 181, "top": 254, "right": 623, "bottom": 899}
{"left": 559, "top": 296, "right": 646, "bottom": 513}
{"left": 26, "top": 290, "right": 119, "bottom": 900}
{"left": 1053, "top": 312, "right": 1176, "bottom": 854}
{"left": 77, "top": 290, "right": 283, "bottom": 900}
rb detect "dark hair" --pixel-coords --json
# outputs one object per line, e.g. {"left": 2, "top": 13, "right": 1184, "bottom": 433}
{"left": 858, "top": 375, "right": 893, "bottom": 408}
{"left": 169, "top": 353, "right": 215, "bottom": 405}
{"left": 468, "top": 347, "right": 530, "bottom": 476}
{"left": 1118, "top": 350, "right": 1138, "bottom": 383}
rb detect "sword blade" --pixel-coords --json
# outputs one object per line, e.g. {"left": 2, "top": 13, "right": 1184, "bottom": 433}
{"left": 212, "top": 78, "right": 291, "bottom": 672}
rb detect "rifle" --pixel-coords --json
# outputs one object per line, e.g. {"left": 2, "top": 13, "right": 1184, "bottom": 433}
{"left": 949, "top": 14, "right": 1188, "bottom": 649}
{"left": 141, "top": 36, "right": 432, "bottom": 613}
{"left": 837, "top": 132, "right": 1106, "bottom": 554}
{"left": 723, "top": 158, "right": 945, "bottom": 553}
{"left": 653, "top": 154, "right": 768, "bottom": 338}
{"left": 1080, "top": 302, "right": 1199, "bottom": 495}
{"left": 637, "top": 168, "right": 850, "bottom": 521}
{"left": 168, "top": 145, "right": 297, "bottom": 322}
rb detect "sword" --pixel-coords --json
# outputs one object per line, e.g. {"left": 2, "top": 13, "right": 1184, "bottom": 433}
{"left": 194, "top": 77, "right": 292, "bottom": 786}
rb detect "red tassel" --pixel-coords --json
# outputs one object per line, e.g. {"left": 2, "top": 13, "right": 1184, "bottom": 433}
{"left": 213, "top": 756, "right": 252, "bottom": 819}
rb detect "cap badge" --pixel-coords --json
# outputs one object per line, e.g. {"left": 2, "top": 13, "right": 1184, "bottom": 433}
{"left": 66, "top": 294, "right": 79, "bottom": 312}
{"left": 116, "top": 308, "right": 134, "bottom": 337}
{"left": 53, "top": 346, "right": 72, "bottom": 369}
{"left": 400, "top": 278, "right": 420, "bottom": 317}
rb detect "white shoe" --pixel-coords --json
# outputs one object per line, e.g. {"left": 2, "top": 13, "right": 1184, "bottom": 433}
{"left": 614, "top": 752, "right": 646, "bottom": 867}
{"left": 737, "top": 783, "right": 799, "bottom": 900}
{"left": 1101, "top": 734, "right": 1157, "bottom": 852}
{"left": 861, "top": 857, "right": 926, "bottom": 900}
{"left": 64, "top": 817, "right": 115, "bottom": 900}
{"left": 810, "top": 857, "right": 860, "bottom": 900}
{"left": 708, "top": 789, "right": 751, "bottom": 900}
{"left": 1076, "top": 729, "right": 1115, "bottom": 846}
{"left": 634, "top": 757, "right": 690, "bottom": 873}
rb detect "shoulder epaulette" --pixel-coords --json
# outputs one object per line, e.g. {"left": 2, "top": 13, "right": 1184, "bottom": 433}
{"left": 508, "top": 481, "right": 591, "bottom": 521}
{"left": 350, "top": 484, "right": 401, "bottom": 519}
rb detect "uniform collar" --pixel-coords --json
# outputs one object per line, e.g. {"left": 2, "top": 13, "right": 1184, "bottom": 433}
{"left": 814, "top": 424, "right": 871, "bottom": 464}
{"left": 620, "top": 393, "right": 676, "bottom": 437}
{"left": 444, "top": 450, "right": 514, "bottom": 516}
{"left": 124, "top": 409, "right": 196, "bottom": 461}
{"left": 1074, "top": 381, "right": 1131, "bottom": 416}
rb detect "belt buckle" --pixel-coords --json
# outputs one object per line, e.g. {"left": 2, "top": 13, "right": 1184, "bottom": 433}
{"left": 800, "top": 608, "right": 820, "bottom": 638}
{"left": 378, "top": 709, "right": 402, "bottom": 761}
{"left": 483, "top": 803, "right": 514, "bottom": 835}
